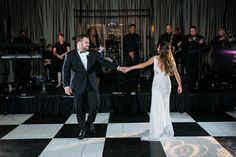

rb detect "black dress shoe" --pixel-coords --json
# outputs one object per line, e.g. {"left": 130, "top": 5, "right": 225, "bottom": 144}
{"left": 90, "top": 124, "right": 96, "bottom": 133}
{"left": 86, "top": 123, "right": 96, "bottom": 133}
{"left": 78, "top": 129, "right": 86, "bottom": 140}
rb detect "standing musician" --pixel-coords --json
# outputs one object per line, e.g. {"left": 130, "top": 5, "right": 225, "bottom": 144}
{"left": 158, "top": 25, "right": 182, "bottom": 72}
{"left": 182, "top": 25, "right": 206, "bottom": 90}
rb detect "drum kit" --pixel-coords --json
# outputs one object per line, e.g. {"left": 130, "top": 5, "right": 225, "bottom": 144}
{"left": 100, "top": 42, "right": 121, "bottom": 73}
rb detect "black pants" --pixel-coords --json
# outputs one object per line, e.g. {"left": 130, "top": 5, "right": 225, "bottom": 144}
{"left": 174, "top": 51, "right": 184, "bottom": 74}
{"left": 14, "top": 59, "right": 31, "bottom": 90}
{"left": 73, "top": 84, "right": 100, "bottom": 130}
{"left": 125, "top": 55, "right": 139, "bottom": 90}
{"left": 184, "top": 50, "right": 199, "bottom": 88}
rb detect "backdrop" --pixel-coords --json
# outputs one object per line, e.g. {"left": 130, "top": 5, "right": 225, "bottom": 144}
{"left": 0, "top": 0, "right": 235, "bottom": 54}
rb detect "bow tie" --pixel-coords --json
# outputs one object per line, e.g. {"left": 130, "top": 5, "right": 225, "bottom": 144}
{"left": 79, "top": 51, "right": 89, "bottom": 55}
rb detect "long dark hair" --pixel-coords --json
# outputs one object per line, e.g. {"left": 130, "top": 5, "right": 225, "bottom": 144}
{"left": 86, "top": 27, "right": 99, "bottom": 39}
{"left": 158, "top": 42, "right": 176, "bottom": 75}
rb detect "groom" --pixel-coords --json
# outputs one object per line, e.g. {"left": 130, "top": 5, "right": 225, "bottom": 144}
{"left": 64, "top": 34, "right": 125, "bottom": 139}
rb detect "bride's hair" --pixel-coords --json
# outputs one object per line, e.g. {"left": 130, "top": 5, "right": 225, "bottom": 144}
{"left": 158, "top": 42, "right": 176, "bottom": 76}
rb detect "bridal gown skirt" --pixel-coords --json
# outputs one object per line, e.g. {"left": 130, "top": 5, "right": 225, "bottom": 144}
{"left": 141, "top": 61, "right": 174, "bottom": 141}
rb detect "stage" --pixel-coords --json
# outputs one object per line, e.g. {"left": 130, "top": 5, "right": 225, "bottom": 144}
{"left": 0, "top": 73, "right": 235, "bottom": 115}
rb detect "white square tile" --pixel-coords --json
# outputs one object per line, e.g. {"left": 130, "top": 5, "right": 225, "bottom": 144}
{"left": 40, "top": 138, "right": 86, "bottom": 157}
{"left": 106, "top": 123, "right": 148, "bottom": 138}
{"left": 170, "top": 112, "right": 196, "bottom": 122}
{"left": 65, "top": 113, "right": 110, "bottom": 124}
{"left": 94, "top": 113, "right": 110, "bottom": 124}
{"left": 198, "top": 122, "right": 236, "bottom": 136}
{"left": 214, "top": 122, "right": 236, "bottom": 136}
{"left": 198, "top": 122, "right": 227, "bottom": 136}
{"left": 82, "top": 138, "right": 105, "bottom": 157}
{"left": 2, "top": 124, "right": 63, "bottom": 139}
{"left": 106, "top": 123, "right": 123, "bottom": 138}
{"left": 123, "top": 123, "right": 142, "bottom": 138}
{"left": 137, "top": 123, "right": 149, "bottom": 133}
{"left": 65, "top": 114, "right": 77, "bottom": 124}
{"left": 0, "top": 114, "right": 33, "bottom": 125}
{"left": 161, "top": 136, "right": 233, "bottom": 157}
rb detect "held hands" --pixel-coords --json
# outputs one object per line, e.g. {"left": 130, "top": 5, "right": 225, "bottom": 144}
{"left": 57, "top": 54, "right": 64, "bottom": 60}
{"left": 117, "top": 67, "right": 132, "bottom": 73}
{"left": 64, "top": 86, "right": 73, "bottom": 95}
{"left": 124, "top": 67, "right": 131, "bottom": 73}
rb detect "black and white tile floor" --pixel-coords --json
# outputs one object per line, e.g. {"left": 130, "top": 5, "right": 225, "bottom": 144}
{"left": 0, "top": 111, "right": 236, "bottom": 157}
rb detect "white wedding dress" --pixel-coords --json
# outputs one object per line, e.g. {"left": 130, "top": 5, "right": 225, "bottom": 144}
{"left": 141, "top": 56, "right": 174, "bottom": 141}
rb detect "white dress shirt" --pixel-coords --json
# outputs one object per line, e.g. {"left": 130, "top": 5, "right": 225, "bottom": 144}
{"left": 77, "top": 49, "right": 89, "bottom": 70}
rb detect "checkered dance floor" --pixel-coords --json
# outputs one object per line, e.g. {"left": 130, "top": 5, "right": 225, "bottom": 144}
{"left": 0, "top": 111, "right": 236, "bottom": 157}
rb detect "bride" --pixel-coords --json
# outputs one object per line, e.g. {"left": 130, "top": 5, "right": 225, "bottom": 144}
{"left": 125, "top": 42, "right": 182, "bottom": 141}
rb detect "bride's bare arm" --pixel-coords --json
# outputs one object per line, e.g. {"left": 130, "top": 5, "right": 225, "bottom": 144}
{"left": 173, "top": 67, "right": 182, "bottom": 94}
{"left": 127, "top": 57, "right": 154, "bottom": 72}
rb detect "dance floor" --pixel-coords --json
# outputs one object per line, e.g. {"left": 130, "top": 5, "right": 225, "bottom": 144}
{"left": 0, "top": 111, "right": 235, "bottom": 157}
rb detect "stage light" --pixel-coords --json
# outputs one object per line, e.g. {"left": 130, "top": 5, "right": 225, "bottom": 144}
{"left": 223, "top": 50, "right": 236, "bottom": 54}
{"left": 151, "top": 24, "right": 155, "bottom": 32}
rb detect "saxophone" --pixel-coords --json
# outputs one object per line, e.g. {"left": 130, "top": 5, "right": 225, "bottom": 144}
{"left": 169, "top": 33, "right": 175, "bottom": 53}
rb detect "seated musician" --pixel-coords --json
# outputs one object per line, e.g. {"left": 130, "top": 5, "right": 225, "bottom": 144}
{"left": 43, "top": 44, "right": 56, "bottom": 81}
{"left": 12, "top": 29, "right": 32, "bottom": 91}
{"left": 13, "top": 29, "right": 32, "bottom": 44}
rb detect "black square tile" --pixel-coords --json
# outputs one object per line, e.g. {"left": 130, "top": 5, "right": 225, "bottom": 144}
{"left": 109, "top": 113, "right": 149, "bottom": 123}
{"left": 23, "top": 114, "right": 71, "bottom": 124}
{"left": 54, "top": 124, "right": 107, "bottom": 138}
{"left": 173, "top": 122, "right": 210, "bottom": 136}
{"left": 188, "top": 112, "right": 236, "bottom": 122}
{"left": 103, "top": 138, "right": 166, "bottom": 157}
{"left": 214, "top": 136, "right": 236, "bottom": 156}
{"left": 0, "top": 125, "right": 18, "bottom": 138}
{"left": 0, "top": 139, "right": 50, "bottom": 157}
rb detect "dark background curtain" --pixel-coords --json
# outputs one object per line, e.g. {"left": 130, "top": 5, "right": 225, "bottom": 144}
{"left": 0, "top": 0, "right": 235, "bottom": 56}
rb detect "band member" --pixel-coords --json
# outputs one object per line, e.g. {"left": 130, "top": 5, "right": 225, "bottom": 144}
{"left": 13, "top": 29, "right": 32, "bottom": 91}
{"left": 123, "top": 24, "right": 141, "bottom": 90}
{"left": 158, "top": 25, "right": 183, "bottom": 72}
{"left": 211, "top": 27, "right": 233, "bottom": 85}
{"left": 53, "top": 32, "right": 70, "bottom": 87}
{"left": 157, "top": 25, "right": 177, "bottom": 47}
{"left": 174, "top": 27, "right": 184, "bottom": 74}
{"left": 87, "top": 27, "right": 102, "bottom": 87}
{"left": 182, "top": 25, "right": 205, "bottom": 90}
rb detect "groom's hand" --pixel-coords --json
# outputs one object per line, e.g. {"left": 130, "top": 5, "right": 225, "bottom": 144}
{"left": 64, "top": 86, "right": 73, "bottom": 95}
{"left": 117, "top": 66, "right": 126, "bottom": 73}
{"left": 124, "top": 67, "right": 131, "bottom": 73}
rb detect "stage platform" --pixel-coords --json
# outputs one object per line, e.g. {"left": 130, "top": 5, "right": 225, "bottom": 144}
{"left": 0, "top": 79, "right": 235, "bottom": 115}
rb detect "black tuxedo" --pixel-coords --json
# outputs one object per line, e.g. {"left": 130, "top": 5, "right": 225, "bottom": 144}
{"left": 64, "top": 49, "right": 118, "bottom": 130}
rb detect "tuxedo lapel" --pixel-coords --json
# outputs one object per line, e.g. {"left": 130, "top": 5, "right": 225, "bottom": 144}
{"left": 75, "top": 51, "right": 87, "bottom": 72}
{"left": 86, "top": 51, "right": 91, "bottom": 70}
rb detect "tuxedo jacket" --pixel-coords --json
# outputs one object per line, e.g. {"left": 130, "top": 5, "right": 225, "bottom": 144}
{"left": 64, "top": 49, "right": 118, "bottom": 94}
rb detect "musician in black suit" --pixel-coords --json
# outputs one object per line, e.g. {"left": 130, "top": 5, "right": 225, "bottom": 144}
{"left": 63, "top": 34, "right": 125, "bottom": 139}
{"left": 123, "top": 24, "right": 141, "bottom": 91}
{"left": 182, "top": 25, "right": 205, "bottom": 89}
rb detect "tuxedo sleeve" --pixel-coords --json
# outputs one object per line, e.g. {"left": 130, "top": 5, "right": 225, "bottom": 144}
{"left": 63, "top": 53, "right": 72, "bottom": 87}
{"left": 96, "top": 53, "right": 118, "bottom": 70}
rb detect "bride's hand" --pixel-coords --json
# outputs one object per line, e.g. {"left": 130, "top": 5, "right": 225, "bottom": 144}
{"left": 177, "top": 86, "right": 182, "bottom": 94}
{"left": 124, "top": 67, "right": 131, "bottom": 73}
